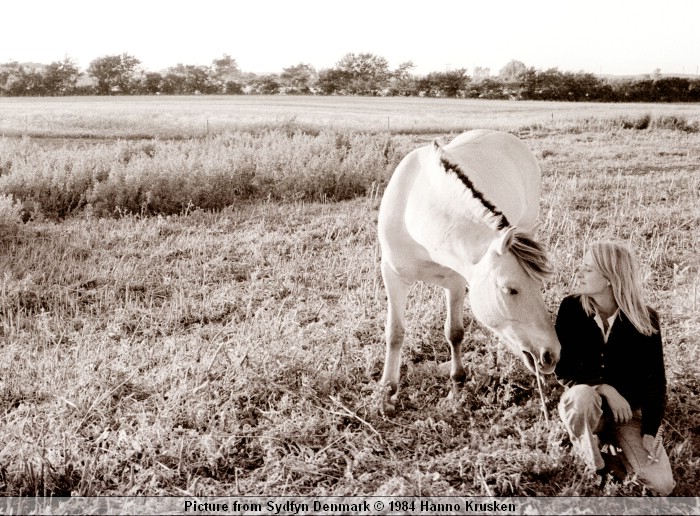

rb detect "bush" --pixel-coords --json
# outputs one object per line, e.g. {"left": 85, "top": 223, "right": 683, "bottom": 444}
{"left": 651, "top": 115, "right": 699, "bottom": 133}
{"left": 0, "top": 129, "right": 411, "bottom": 219}
{"left": 0, "top": 193, "right": 22, "bottom": 224}
{"left": 620, "top": 113, "right": 651, "bottom": 130}
{"left": 615, "top": 114, "right": 699, "bottom": 133}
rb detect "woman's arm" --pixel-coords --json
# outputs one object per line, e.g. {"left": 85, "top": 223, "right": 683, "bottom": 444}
{"left": 554, "top": 297, "right": 579, "bottom": 387}
{"left": 640, "top": 311, "right": 667, "bottom": 437}
{"left": 554, "top": 296, "right": 601, "bottom": 387}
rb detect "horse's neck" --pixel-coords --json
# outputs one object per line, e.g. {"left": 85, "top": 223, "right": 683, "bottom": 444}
{"left": 405, "top": 201, "right": 496, "bottom": 282}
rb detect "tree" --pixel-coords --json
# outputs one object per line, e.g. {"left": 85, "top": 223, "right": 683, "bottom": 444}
{"left": 184, "top": 65, "right": 216, "bottom": 94}
{"left": 467, "top": 77, "right": 509, "bottom": 99}
{"left": 472, "top": 66, "right": 491, "bottom": 82}
{"left": 653, "top": 77, "right": 691, "bottom": 102}
{"left": 0, "top": 62, "right": 27, "bottom": 95}
{"left": 87, "top": 53, "right": 141, "bottom": 94}
{"left": 389, "top": 61, "right": 416, "bottom": 96}
{"left": 316, "top": 68, "right": 351, "bottom": 95}
{"left": 210, "top": 54, "right": 240, "bottom": 93}
{"left": 164, "top": 64, "right": 217, "bottom": 94}
{"left": 223, "top": 81, "right": 243, "bottom": 95}
{"left": 161, "top": 72, "right": 186, "bottom": 95}
{"left": 335, "top": 52, "right": 391, "bottom": 95}
{"left": 247, "top": 74, "right": 280, "bottom": 95}
{"left": 564, "top": 72, "right": 606, "bottom": 101}
{"left": 211, "top": 54, "right": 239, "bottom": 78}
{"left": 0, "top": 62, "right": 45, "bottom": 96}
{"left": 438, "top": 68, "right": 470, "bottom": 97}
{"left": 498, "top": 59, "right": 527, "bottom": 82}
{"left": 417, "top": 69, "right": 470, "bottom": 97}
{"left": 143, "top": 72, "right": 163, "bottom": 94}
{"left": 280, "top": 63, "right": 316, "bottom": 94}
{"left": 43, "top": 57, "right": 80, "bottom": 95}
{"left": 536, "top": 68, "right": 566, "bottom": 100}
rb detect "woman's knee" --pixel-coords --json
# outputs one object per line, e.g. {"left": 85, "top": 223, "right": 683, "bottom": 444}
{"left": 560, "top": 384, "right": 600, "bottom": 412}
{"left": 640, "top": 471, "right": 675, "bottom": 497}
{"left": 559, "top": 384, "right": 603, "bottom": 435}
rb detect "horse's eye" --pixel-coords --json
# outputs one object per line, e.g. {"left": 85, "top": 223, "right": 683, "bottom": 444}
{"left": 502, "top": 286, "right": 519, "bottom": 296}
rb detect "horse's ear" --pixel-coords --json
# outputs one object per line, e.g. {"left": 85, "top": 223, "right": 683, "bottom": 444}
{"left": 433, "top": 140, "right": 444, "bottom": 161}
{"left": 491, "top": 227, "right": 516, "bottom": 255}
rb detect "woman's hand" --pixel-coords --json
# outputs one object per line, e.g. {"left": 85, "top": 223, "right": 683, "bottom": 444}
{"left": 595, "top": 384, "right": 633, "bottom": 423}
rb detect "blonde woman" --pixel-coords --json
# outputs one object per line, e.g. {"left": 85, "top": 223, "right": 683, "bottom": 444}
{"left": 555, "top": 240, "right": 675, "bottom": 495}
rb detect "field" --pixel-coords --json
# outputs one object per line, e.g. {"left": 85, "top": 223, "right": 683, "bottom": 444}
{"left": 3, "top": 95, "right": 700, "bottom": 138}
{"left": 0, "top": 96, "right": 698, "bottom": 498}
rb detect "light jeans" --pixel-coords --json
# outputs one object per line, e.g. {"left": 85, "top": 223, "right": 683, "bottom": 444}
{"left": 559, "top": 384, "right": 676, "bottom": 496}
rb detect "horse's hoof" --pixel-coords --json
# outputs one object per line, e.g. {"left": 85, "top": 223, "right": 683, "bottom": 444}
{"left": 377, "top": 382, "right": 398, "bottom": 416}
{"left": 380, "top": 399, "right": 397, "bottom": 417}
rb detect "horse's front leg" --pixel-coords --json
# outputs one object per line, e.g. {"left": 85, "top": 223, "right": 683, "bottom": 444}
{"left": 444, "top": 280, "right": 467, "bottom": 399}
{"left": 379, "top": 260, "right": 411, "bottom": 416}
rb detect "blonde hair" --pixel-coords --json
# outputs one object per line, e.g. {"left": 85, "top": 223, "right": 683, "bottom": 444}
{"left": 579, "top": 240, "right": 657, "bottom": 336}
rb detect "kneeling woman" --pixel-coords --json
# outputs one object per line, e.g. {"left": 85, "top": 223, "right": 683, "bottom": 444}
{"left": 555, "top": 240, "right": 675, "bottom": 495}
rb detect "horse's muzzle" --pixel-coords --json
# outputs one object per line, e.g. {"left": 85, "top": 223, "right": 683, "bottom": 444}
{"left": 522, "top": 349, "right": 558, "bottom": 375}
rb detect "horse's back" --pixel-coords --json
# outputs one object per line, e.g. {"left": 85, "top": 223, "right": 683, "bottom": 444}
{"left": 378, "top": 129, "right": 541, "bottom": 281}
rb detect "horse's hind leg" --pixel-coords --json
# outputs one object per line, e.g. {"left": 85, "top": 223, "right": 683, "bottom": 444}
{"left": 444, "top": 277, "right": 467, "bottom": 398}
{"left": 379, "top": 259, "right": 411, "bottom": 416}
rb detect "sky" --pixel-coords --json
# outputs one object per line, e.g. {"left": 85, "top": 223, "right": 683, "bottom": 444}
{"left": 2, "top": 0, "right": 699, "bottom": 77}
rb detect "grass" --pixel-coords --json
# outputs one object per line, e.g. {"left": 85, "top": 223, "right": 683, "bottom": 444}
{"left": 0, "top": 130, "right": 412, "bottom": 218}
{"left": 2, "top": 95, "right": 700, "bottom": 138}
{"left": 0, "top": 98, "right": 698, "bottom": 498}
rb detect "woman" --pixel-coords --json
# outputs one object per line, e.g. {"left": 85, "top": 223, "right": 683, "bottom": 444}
{"left": 555, "top": 240, "right": 675, "bottom": 495}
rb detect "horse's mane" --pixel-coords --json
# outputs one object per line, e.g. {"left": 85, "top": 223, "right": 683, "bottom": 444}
{"left": 438, "top": 155, "right": 510, "bottom": 231}
{"left": 435, "top": 143, "right": 552, "bottom": 282}
{"left": 510, "top": 232, "right": 553, "bottom": 284}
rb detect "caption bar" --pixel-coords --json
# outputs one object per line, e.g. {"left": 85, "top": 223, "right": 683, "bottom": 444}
{"left": 0, "top": 496, "right": 696, "bottom": 515}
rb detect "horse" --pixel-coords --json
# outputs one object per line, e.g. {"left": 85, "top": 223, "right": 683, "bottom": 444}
{"left": 377, "top": 129, "right": 560, "bottom": 415}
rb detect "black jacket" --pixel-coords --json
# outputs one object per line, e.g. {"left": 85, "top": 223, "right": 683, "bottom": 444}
{"left": 554, "top": 294, "right": 667, "bottom": 436}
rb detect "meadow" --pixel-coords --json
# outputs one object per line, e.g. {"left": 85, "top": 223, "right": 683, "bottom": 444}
{"left": 0, "top": 96, "right": 698, "bottom": 499}
{"left": 2, "top": 95, "right": 700, "bottom": 138}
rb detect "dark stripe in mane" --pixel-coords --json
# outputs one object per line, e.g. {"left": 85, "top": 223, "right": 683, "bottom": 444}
{"left": 439, "top": 156, "right": 510, "bottom": 230}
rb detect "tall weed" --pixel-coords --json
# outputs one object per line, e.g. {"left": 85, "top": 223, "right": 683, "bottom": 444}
{"left": 0, "top": 194, "right": 21, "bottom": 224}
{"left": 0, "top": 130, "right": 410, "bottom": 218}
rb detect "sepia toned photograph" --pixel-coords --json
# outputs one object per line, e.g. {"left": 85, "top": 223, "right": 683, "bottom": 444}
{"left": 0, "top": 0, "right": 698, "bottom": 513}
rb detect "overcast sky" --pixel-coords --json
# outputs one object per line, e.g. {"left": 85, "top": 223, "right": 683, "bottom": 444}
{"left": 3, "top": 0, "right": 699, "bottom": 76}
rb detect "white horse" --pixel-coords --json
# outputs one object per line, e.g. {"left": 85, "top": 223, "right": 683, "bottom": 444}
{"left": 377, "top": 129, "right": 560, "bottom": 414}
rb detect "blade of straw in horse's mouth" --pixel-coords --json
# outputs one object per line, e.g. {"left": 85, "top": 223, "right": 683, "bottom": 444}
{"left": 534, "top": 360, "right": 549, "bottom": 423}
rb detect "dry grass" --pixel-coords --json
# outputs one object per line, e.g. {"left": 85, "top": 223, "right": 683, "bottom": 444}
{"left": 0, "top": 130, "right": 412, "bottom": 218}
{"left": 2, "top": 96, "right": 700, "bottom": 138}
{"left": 0, "top": 106, "right": 698, "bottom": 497}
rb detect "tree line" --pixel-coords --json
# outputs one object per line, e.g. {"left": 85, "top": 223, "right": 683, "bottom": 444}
{"left": 2, "top": 53, "right": 699, "bottom": 102}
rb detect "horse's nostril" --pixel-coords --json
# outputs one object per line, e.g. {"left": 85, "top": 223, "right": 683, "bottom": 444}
{"left": 541, "top": 350, "right": 552, "bottom": 367}
{"left": 522, "top": 351, "right": 536, "bottom": 370}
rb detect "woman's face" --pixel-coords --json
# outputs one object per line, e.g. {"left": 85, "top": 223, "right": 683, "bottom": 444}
{"left": 578, "top": 251, "right": 610, "bottom": 296}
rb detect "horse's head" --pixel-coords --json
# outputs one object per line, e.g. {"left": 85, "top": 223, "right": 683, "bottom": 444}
{"left": 468, "top": 227, "right": 560, "bottom": 374}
